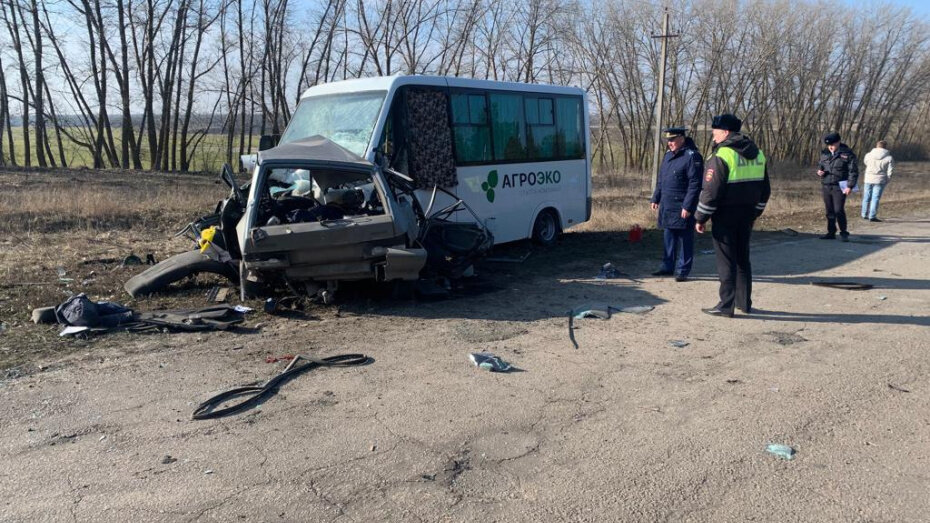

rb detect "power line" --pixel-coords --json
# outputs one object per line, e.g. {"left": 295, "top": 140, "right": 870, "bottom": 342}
{"left": 650, "top": 7, "right": 679, "bottom": 192}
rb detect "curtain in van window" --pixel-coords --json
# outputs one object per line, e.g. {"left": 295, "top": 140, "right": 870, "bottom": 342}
{"left": 489, "top": 93, "right": 527, "bottom": 161}
{"left": 556, "top": 98, "right": 584, "bottom": 158}
{"left": 405, "top": 89, "right": 458, "bottom": 188}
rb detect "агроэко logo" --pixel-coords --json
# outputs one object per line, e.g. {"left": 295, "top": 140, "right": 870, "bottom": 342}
{"left": 481, "top": 168, "right": 562, "bottom": 203}
{"left": 481, "top": 170, "right": 498, "bottom": 202}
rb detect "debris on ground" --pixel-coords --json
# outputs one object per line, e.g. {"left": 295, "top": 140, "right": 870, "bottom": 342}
{"left": 265, "top": 355, "right": 296, "bottom": 364}
{"left": 668, "top": 340, "right": 689, "bottom": 349}
{"left": 595, "top": 262, "right": 621, "bottom": 280}
{"left": 124, "top": 250, "right": 238, "bottom": 298}
{"left": 571, "top": 304, "right": 654, "bottom": 320}
{"left": 192, "top": 353, "right": 370, "bottom": 419}
{"left": 468, "top": 352, "right": 513, "bottom": 372}
{"left": 568, "top": 304, "right": 655, "bottom": 349}
{"left": 120, "top": 254, "right": 144, "bottom": 267}
{"left": 574, "top": 308, "right": 611, "bottom": 320}
{"left": 485, "top": 252, "right": 531, "bottom": 263}
{"left": 55, "top": 293, "right": 134, "bottom": 336}
{"left": 765, "top": 443, "right": 796, "bottom": 460}
{"left": 887, "top": 383, "right": 911, "bottom": 393}
{"left": 700, "top": 249, "right": 715, "bottom": 255}
{"left": 617, "top": 305, "right": 654, "bottom": 314}
{"left": 206, "top": 286, "right": 230, "bottom": 303}
{"left": 38, "top": 293, "right": 249, "bottom": 337}
{"left": 263, "top": 296, "right": 304, "bottom": 315}
{"left": 781, "top": 228, "right": 799, "bottom": 236}
{"left": 810, "top": 281, "right": 874, "bottom": 290}
{"left": 877, "top": 295, "right": 887, "bottom": 301}
{"left": 56, "top": 267, "right": 73, "bottom": 283}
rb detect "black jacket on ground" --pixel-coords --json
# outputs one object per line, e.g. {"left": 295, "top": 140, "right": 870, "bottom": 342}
{"left": 694, "top": 132, "right": 771, "bottom": 224}
{"left": 818, "top": 144, "right": 859, "bottom": 188}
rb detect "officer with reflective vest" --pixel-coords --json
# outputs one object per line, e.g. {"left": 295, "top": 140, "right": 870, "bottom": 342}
{"left": 650, "top": 127, "right": 704, "bottom": 282}
{"left": 694, "top": 114, "right": 771, "bottom": 317}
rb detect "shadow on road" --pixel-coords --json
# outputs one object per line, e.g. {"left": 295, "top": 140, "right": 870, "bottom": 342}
{"left": 754, "top": 275, "right": 930, "bottom": 291}
{"left": 330, "top": 228, "right": 927, "bottom": 322}
{"left": 738, "top": 309, "right": 930, "bottom": 327}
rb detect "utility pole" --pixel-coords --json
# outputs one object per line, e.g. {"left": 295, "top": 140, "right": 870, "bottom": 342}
{"left": 650, "top": 8, "right": 678, "bottom": 192}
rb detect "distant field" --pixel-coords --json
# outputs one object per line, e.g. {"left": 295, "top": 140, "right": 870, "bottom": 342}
{"left": 0, "top": 128, "right": 256, "bottom": 173}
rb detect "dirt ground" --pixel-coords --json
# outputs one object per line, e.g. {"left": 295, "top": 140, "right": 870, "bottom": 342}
{"left": 1, "top": 171, "right": 929, "bottom": 521}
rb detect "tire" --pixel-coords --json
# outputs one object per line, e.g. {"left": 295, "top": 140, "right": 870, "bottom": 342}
{"left": 532, "top": 209, "right": 560, "bottom": 246}
{"left": 124, "top": 250, "right": 239, "bottom": 297}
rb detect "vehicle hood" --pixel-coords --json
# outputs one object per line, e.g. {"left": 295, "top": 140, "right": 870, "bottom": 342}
{"left": 259, "top": 135, "right": 373, "bottom": 167}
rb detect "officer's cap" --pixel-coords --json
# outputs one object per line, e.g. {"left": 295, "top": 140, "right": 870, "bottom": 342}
{"left": 663, "top": 127, "right": 687, "bottom": 139}
{"left": 711, "top": 114, "right": 742, "bottom": 132}
{"left": 823, "top": 132, "right": 841, "bottom": 145}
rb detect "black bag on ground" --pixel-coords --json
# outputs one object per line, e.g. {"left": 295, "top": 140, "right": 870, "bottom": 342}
{"left": 132, "top": 305, "right": 245, "bottom": 332}
{"left": 54, "top": 293, "right": 134, "bottom": 328}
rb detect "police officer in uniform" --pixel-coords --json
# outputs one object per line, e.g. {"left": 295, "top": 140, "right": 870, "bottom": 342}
{"left": 650, "top": 127, "right": 704, "bottom": 282}
{"left": 694, "top": 114, "right": 771, "bottom": 317}
{"left": 817, "top": 132, "right": 859, "bottom": 241}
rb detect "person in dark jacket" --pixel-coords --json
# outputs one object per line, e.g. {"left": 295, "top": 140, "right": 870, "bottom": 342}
{"left": 650, "top": 127, "right": 704, "bottom": 282}
{"left": 817, "top": 132, "right": 859, "bottom": 241}
{"left": 694, "top": 114, "right": 771, "bottom": 317}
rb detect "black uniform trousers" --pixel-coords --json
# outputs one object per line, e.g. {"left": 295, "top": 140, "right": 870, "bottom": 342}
{"left": 710, "top": 205, "right": 755, "bottom": 312}
{"left": 822, "top": 184, "right": 847, "bottom": 235}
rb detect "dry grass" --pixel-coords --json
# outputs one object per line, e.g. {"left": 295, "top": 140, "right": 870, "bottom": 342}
{"left": 578, "top": 161, "right": 930, "bottom": 234}
{"left": 0, "top": 168, "right": 228, "bottom": 234}
{"left": 0, "top": 162, "right": 926, "bottom": 237}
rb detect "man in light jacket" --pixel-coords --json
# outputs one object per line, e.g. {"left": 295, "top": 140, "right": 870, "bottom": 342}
{"left": 861, "top": 140, "right": 895, "bottom": 222}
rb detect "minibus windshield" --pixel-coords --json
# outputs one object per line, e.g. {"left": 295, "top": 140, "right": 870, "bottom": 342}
{"left": 279, "top": 91, "right": 387, "bottom": 157}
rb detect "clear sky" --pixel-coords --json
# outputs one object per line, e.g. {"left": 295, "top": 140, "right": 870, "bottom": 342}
{"left": 847, "top": 0, "right": 930, "bottom": 16}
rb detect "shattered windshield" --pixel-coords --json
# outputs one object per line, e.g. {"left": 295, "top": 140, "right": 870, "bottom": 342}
{"left": 279, "top": 91, "right": 386, "bottom": 157}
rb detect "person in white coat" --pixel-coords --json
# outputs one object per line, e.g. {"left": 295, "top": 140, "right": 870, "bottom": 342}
{"left": 861, "top": 140, "right": 895, "bottom": 222}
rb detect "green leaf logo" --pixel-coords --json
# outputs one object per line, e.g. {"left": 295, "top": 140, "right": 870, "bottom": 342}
{"left": 484, "top": 170, "right": 499, "bottom": 203}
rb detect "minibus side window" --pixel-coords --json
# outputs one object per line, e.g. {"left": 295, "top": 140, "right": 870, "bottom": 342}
{"left": 556, "top": 97, "right": 584, "bottom": 159}
{"left": 525, "top": 97, "right": 556, "bottom": 160}
{"left": 450, "top": 92, "right": 492, "bottom": 163}
{"left": 489, "top": 93, "right": 527, "bottom": 161}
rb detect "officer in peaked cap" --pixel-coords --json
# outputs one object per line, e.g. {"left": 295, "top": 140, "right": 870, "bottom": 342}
{"left": 649, "top": 126, "right": 704, "bottom": 282}
{"left": 816, "top": 132, "right": 859, "bottom": 241}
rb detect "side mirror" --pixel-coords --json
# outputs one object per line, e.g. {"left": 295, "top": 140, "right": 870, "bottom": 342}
{"left": 258, "top": 134, "right": 280, "bottom": 151}
{"left": 239, "top": 153, "right": 257, "bottom": 172}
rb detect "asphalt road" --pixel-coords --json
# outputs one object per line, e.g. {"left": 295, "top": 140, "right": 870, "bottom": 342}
{"left": 2, "top": 216, "right": 928, "bottom": 522}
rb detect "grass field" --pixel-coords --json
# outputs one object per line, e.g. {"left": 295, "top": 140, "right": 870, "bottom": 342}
{"left": 0, "top": 162, "right": 927, "bottom": 236}
{"left": 1, "top": 128, "right": 255, "bottom": 173}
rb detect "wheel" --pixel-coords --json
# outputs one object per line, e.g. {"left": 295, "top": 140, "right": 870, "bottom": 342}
{"left": 532, "top": 209, "right": 560, "bottom": 246}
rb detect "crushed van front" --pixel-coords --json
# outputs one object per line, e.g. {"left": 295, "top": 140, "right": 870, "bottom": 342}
{"left": 237, "top": 137, "right": 425, "bottom": 297}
